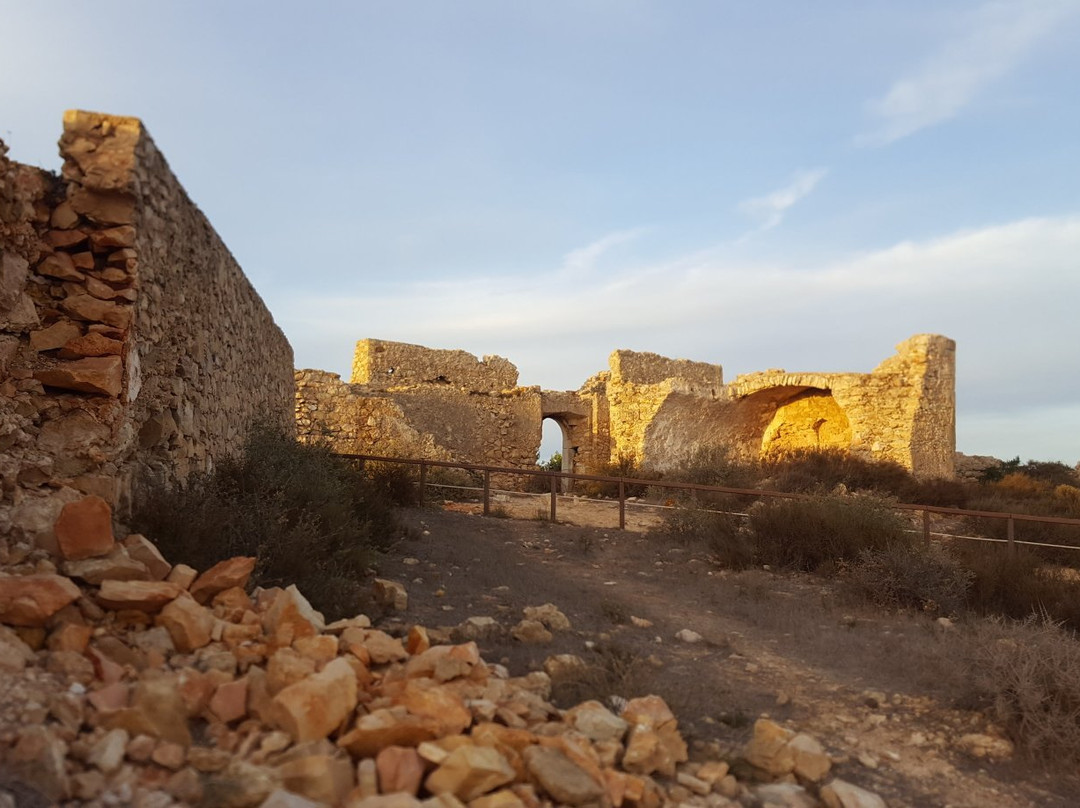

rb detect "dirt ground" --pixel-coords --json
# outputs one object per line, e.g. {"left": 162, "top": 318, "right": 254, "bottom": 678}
{"left": 369, "top": 502, "right": 1078, "bottom": 808}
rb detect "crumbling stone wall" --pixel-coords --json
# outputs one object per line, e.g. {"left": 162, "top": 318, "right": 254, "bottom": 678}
{"left": 300, "top": 335, "right": 955, "bottom": 479}
{"left": 298, "top": 341, "right": 541, "bottom": 472}
{"left": 1, "top": 111, "right": 293, "bottom": 546}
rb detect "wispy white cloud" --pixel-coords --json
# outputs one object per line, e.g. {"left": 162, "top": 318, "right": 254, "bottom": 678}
{"left": 858, "top": 0, "right": 1079, "bottom": 146}
{"left": 560, "top": 228, "right": 645, "bottom": 276}
{"left": 737, "top": 168, "right": 829, "bottom": 236}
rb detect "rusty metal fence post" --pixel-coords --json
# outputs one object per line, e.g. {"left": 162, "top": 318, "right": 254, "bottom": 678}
{"left": 922, "top": 510, "right": 931, "bottom": 544}
{"left": 618, "top": 479, "right": 626, "bottom": 530}
{"left": 1007, "top": 515, "right": 1016, "bottom": 555}
{"left": 418, "top": 462, "right": 427, "bottom": 508}
{"left": 483, "top": 470, "right": 491, "bottom": 516}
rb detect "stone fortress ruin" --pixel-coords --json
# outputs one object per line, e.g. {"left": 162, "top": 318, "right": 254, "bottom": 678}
{"left": 296, "top": 333, "right": 956, "bottom": 480}
{"left": 2, "top": 110, "right": 955, "bottom": 554}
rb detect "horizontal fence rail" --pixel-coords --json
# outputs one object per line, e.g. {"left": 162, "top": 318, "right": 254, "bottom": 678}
{"left": 336, "top": 453, "right": 1080, "bottom": 553}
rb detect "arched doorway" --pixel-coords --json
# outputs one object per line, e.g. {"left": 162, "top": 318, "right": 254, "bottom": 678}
{"left": 541, "top": 416, "right": 574, "bottom": 491}
{"left": 761, "top": 389, "right": 852, "bottom": 455}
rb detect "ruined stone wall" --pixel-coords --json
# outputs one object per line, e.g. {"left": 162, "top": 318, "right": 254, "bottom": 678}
{"left": 1, "top": 111, "right": 293, "bottom": 547}
{"left": 723, "top": 335, "right": 956, "bottom": 476}
{"left": 353, "top": 338, "right": 517, "bottom": 392}
{"left": 603, "top": 351, "right": 724, "bottom": 466}
{"left": 298, "top": 342, "right": 542, "bottom": 472}
{"left": 301, "top": 335, "right": 956, "bottom": 482}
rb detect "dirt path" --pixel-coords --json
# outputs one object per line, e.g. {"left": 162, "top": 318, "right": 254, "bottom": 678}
{"left": 371, "top": 506, "right": 1075, "bottom": 808}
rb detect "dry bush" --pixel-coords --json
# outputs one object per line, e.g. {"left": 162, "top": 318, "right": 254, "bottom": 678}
{"left": 133, "top": 423, "right": 404, "bottom": 620}
{"left": 659, "top": 507, "right": 754, "bottom": 569}
{"left": 547, "top": 642, "right": 650, "bottom": 708}
{"left": 849, "top": 542, "right": 973, "bottom": 615}
{"left": 760, "top": 449, "right": 913, "bottom": 496}
{"left": 749, "top": 492, "right": 910, "bottom": 572}
{"left": 666, "top": 445, "right": 761, "bottom": 489}
{"left": 963, "top": 617, "right": 1080, "bottom": 766}
{"left": 576, "top": 454, "right": 650, "bottom": 499}
{"left": 954, "top": 544, "right": 1080, "bottom": 630}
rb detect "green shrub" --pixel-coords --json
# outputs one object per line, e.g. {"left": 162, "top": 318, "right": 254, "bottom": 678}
{"left": 133, "top": 423, "right": 404, "bottom": 620}
{"left": 963, "top": 617, "right": 1080, "bottom": 765}
{"left": 661, "top": 507, "right": 754, "bottom": 569}
{"left": 849, "top": 543, "right": 973, "bottom": 615}
{"left": 749, "top": 492, "right": 910, "bottom": 572}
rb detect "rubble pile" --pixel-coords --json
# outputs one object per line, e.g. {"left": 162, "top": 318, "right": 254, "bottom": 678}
{"left": 0, "top": 497, "right": 887, "bottom": 807}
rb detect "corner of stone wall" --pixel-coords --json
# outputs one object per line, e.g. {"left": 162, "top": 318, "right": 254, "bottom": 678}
{"left": 2, "top": 110, "right": 295, "bottom": 549}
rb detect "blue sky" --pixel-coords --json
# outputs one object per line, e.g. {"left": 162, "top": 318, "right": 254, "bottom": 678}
{"left": 3, "top": 1, "right": 1079, "bottom": 464}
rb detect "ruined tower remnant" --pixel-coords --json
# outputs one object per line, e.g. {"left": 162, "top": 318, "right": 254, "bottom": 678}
{"left": 296, "top": 334, "right": 956, "bottom": 479}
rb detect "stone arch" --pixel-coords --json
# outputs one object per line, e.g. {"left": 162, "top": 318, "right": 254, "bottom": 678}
{"left": 760, "top": 389, "right": 852, "bottom": 456}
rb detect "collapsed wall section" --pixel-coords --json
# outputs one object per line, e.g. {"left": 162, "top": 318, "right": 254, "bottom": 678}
{"left": 1, "top": 111, "right": 293, "bottom": 546}
{"left": 299, "top": 342, "right": 542, "bottom": 472}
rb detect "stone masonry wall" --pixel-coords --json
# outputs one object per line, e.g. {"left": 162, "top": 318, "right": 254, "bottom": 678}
{"left": 298, "top": 342, "right": 542, "bottom": 473}
{"left": 353, "top": 338, "right": 518, "bottom": 392}
{"left": 302, "top": 335, "right": 956, "bottom": 481}
{"left": 0, "top": 111, "right": 293, "bottom": 547}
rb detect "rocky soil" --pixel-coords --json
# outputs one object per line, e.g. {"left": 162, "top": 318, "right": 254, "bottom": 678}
{"left": 1, "top": 494, "right": 1076, "bottom": 808}
{"left": 370, "top": 506, "right": 1080, "bottom": 808}
{"left": 2, "top": 494, "right": 897, "bottom": 808}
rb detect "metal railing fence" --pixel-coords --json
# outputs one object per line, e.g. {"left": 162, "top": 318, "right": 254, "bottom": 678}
{"left": 338, "top": 453, "right": 1080, "bottom": 553}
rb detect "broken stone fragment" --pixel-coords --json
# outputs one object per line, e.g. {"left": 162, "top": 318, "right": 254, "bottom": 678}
{"left": 565, "top": 700, "right": 628, "bottom": 744}
{"left": 522, "top": 745, "right": 604, "bottom": 806}
{"left": 376, "top": 745, "right": 426, "bottom": 795}
{"left": 202, "top": 759, "right": 280, "bottom": 808}
{"left": 97, "top": 579, "right": 183, "bottom": 612}
{"left": 820, "top": 778, "right": 888, "bottom": 808}
{"left": 11, "top": 725, "right": 70, "bottom": 802}
{"left": 102, "top": 675, "right": 192, "bottom": 746}
{"left": 620, "top": 696, "right": 688, "bottom": 777}
{"left": 35, "top": 354, "right": 123, "bottom": 396}
{"left": 61, "top": 331, "right": 124, "bottom": 357}
{"left": 0, "top": 573, "right": 81, "bottom": 626}
{"left": 394, "top": 680, "right": 472, "bottom": 737}
{"left": 156, "top": 593, "right": 215, "bottom": 651}
{"left": 262, "top": 584, "right": 325, "bottom": 645}
{"left": 374, "top": 578, "right": 409, "bottom": 611}
{"left": 754, "top": 782, "right": 818, "bottom": 808}
{"left": 271, "top": 656, "right": 358, "bottom": 742}
{"left": 90, "top": 223, "right": 137, "bottom": 248}
{"left": 60, "top": 293, "right": 132, "bottom": 328}
{"left": 276, "top": 752, "right": 355, "bottom": 804}
{"left": 37, "top": 251, "right": 85, "bottom": 280}
{"left": 0, "top": 625, "right": 36, "bottom": 671}
{"left": 122, "top": 534, "right": 172, "bottom": 580}
{"left": 542, "top": 653, "right": 587, "bottom": 680}
{"left": 54, "top": 494, "right": 115, "bottom": 560}
{"left": 30, "top": 320, "right": 83, "bottom": 352}
{"left": 789, "top": 732, "right": 832, "bottom": 782}
{"left": 190, "top": 555, "right": 256, "bottom": 604}
{"left": 87, "top": 727, "right": 129, "bottom": 774}
{"left": 167, "top": 563, "right": 199, "bottom": 589}
{"left": 510, "top": 620, "right": 551, "bottom": 644}
{"left": 424, "top": 744, "right": 516, "bottom": 802}
{"left": 209, "top": 676, "right": 250, "bottom": 724}
{"left": 62, "top": 544, "right": 150, "bottom": 584}
{"left": 70, "top": 189, "right": 135, "bottom": 226}
{"left": 744, "top": 718, "right": 797, "bottom": 776}
{"left": 522, "top": 603, "right": 570, "bottom": 631}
